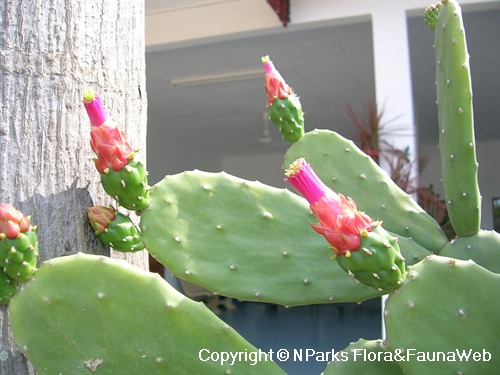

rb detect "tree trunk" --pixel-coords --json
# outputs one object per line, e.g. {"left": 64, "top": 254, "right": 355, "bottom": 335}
{"left": 0, "top": 1, "right": 147, "bottom": 373}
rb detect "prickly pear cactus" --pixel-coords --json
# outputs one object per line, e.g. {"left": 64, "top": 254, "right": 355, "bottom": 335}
{"left": 323, "top": 339, "right": 404, "bottom": 375}
{"left": 284, "top": 130, "right": 448, "bottom": 254}
{"left": 335, "top": 225, "right": 406, "bottom": 292}
{"left": 0, "top": 203, "right": 38, "bottom": 283}
{"left": 262, "top": 56, "right": 305, "bottom": 142}
{"left": 83, "top": 90, "right": 150, "bottom": 211}
{"left": 87, "top": 206, "right": 145, "bottom": 252}
{"left": 141, "top": 170, "right": 386, "bottom": 306}
{"left": 0, "top": 270, "right": 17, "bottom": 304}
{"left": 384, "top": 255, "right": 500, "bottom": 375}
{"left": 426, "top": 0, "right": 481, "bottom": 237}
{"left": 439, "top": 229, "right": 500, "bottom": 273}
{"left": 9, "top": 253, "right": 285, "bottom": 375}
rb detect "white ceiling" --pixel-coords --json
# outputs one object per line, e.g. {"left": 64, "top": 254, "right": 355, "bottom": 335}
{"left": 145, "top": 2, "right": 500, "bottom": 159}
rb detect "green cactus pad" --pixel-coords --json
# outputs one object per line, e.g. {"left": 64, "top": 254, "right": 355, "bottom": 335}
{"left": 9, "top": 253, "right": 285, "bottom": 374}
{"left": 439, "top": 229, "right": 500, "bottom": 273}
{"left": 433, "top": 0, "right": 481, "bottom": 236}
{"left": 95, "top": 212, "right": 145, "bottom": 252}
{"left": 284, "top": 130, "right": 448, "bottom": 253}
{"left": 323, "top": 339, "right": 404, "bottom": 375}
{"left": 101, "top": 158, "right": 150, "bottom": 211}
{"left": 141, "top": 171, "right": 385, "bottom": 306}
{"left": 268, "top": 95, "right": 305, "bottom": 143}
{"left": 384, "top": 255, "right": 500, "bottom": 375}
{"left": 336, "top": 226, "right": 406, "bottom": 292}
{"left": 0, "top": 229, "right": 38, "bottom": 282}
{"left": 0, "top": 271, "right": 18, "bottom": 304}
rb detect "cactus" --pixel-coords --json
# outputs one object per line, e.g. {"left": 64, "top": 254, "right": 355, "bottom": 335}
{"left": 0, "top": 270, "right": 17, "bottom": 305}
{"left": 141, "top": 170, "right": 384, "bottom": 305}
{"left": 284, "top": 158, "right": 406, "bottom": 292}
{"left": 9, "top": 253, "right": 285, "bottom": 374}
{"left": 439, "top": 229, "right": 500, "bottom": 273}
{"left": 0, "top": 203, "right": 38, "bottom": 283}
{"left": 384, "top": 255, "right": 500, "bottom": 375}
{"left": 262, "top": 56, "right": 304, "bottom": 143}
{"left": 87, "top": 206, "right": 145, "bottom": 252}
{"left": 425, "top": 0, "right": 481, "bottom": 236}
{"left": 284, "top": 130, "right": 448, "bottom": 254}
{"left": 4, "top": 1, "right": 499, "bottom": 374}
{"left": 83, "top": 90, "right": 150, "bottom": 211}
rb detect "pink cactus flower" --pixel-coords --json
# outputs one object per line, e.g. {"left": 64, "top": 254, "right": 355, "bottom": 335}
{"left": 285, "top": 158, "right": 374, "bottom": 255}
{"left": 83, "top": 89, "right": 108, "bottom": 127}
{"left": 0, "top": 203, "right": 31, "bottom": 240}
{"left": 87, "top": 206, "right": 115, "bottom": 233}
{"left": 262, "top": 55, "right": 293, "bottom": 105}
{"left": 89, "top": 124, "right": 134, "bottom": 173}
{"left": 83, "top": 90, "right": 134, "bottom": 173}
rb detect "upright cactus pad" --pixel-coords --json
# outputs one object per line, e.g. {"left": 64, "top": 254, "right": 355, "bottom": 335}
{"left": 262, "top": 56, "right": 305, "bottom": 142}
{"left": 430, "top": 0, "right": 481, "bottom": 236}
{"left": 285, "top": 130, "right": 448, "bottom": 253}
{"left": 384, "top": 255, "right": 500, "bottom": 375}
{"left": 9, "top": 253, "right": 285, "bottom": 374}
{"left": 141, "top": 170, "right": 386, "bottom": 306}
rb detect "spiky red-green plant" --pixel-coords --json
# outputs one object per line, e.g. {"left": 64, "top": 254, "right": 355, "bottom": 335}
{"left": 87, "top": 206, "right": 144, "bottom": 252}
{"left": 0, "top": 203, "right": 38, "bottom": 286}
{"left": 83, "top": 90, "right": 150, "bottom": 211}
{"left": 262, "top": 55, "right": 304, "bottom": 142}
{"left": 285, "top": 158, "right": 406, "bottom": 291}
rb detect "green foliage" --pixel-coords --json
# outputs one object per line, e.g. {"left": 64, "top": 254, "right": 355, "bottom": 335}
{"left": 284, "top": 129, "right": 448, "bottom": 253}
{"left": 9, "top": 253, "right": 285, "bottom": 375}
{"left": 439, "top": 229, "right": 500, "bottom": 273}
{"left": 434, "top": 0, "right": 480, "bottom": 236}
{"left": 101, "top": 159, "right": 150, "bottom": 211}
{"left": 268, "top": 95, "right": 305, "bottom": 143}
{"left": 0, "top": 229, "right": 38, "bottom": 282}
{"left": 323, "top": 339, "right": 404, "bottom": 375}
{"left": 95, "top": 211, "right": 145, "bottom": 252}
{"left": 384, "top": 255, "right": 500, "bottom": 374}
{"left": 0, "top": 271, "right": 17, "bottom": 305}
{"left": 141, "top": 170, "right": 384, "bottom": 306}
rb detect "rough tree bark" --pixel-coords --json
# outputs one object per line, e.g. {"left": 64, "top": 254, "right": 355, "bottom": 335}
{"left": 0, "top": 1, "right": 148, "bottom": 373}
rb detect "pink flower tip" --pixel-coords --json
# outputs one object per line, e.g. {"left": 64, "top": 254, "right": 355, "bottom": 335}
{"left": 285, "top": 158, "right": 328, "bottom": 205}
{"left": 262, "top": 55, "right": 292, "bottom": 105}
{"left": 83, "top": 89, "right": 108, "bottom": 126}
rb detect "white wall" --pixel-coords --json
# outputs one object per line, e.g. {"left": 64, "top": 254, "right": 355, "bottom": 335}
{"left": 419, "top": 139, "right": 500, "bottom": 230}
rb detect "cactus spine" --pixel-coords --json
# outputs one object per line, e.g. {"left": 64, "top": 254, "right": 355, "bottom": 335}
{"left": 429, "top": 0, "right": 481, "bottom": 236}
